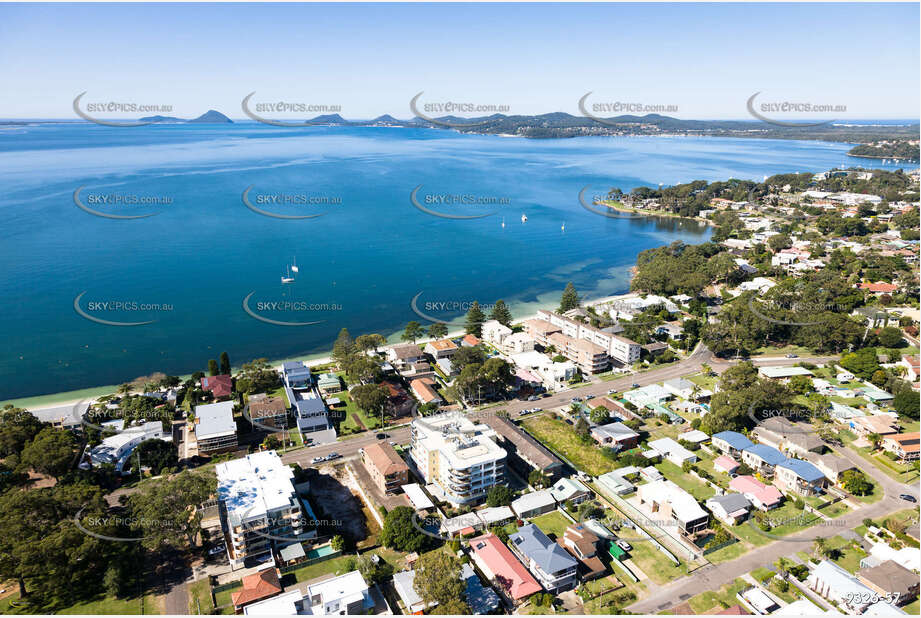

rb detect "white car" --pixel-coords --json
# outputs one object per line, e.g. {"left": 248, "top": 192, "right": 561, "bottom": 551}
{"left": 615, "top": 539, "right": 632, "bottom": 551}
{"left": 208, "top": 545, "right": 225, "bottom": 556}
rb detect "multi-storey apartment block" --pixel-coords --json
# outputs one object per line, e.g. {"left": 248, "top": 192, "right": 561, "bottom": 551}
{"left": 534, "top": 309, "right": 641, "bottom": 366}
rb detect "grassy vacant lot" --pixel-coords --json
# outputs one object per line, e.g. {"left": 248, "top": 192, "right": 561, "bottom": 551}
{"left": 904, "top": 599, "right": 920, "bottom": 615}
{"left": 521, "top": 415, "right": 616, "bottom": 476}
{"left": 655, "top": 460, "right": 715, "bottom": 501}
{"left": 531, "top": 510, "right": 572, "bottom": 540}
{"left": 213, "top": 585, "right": 241, "bottom": 612}
{"left": 705, "top": 539, "right": 749, "bottom": 564}
{"left": 731, "top": 503, "right": 821, "bottom": 547}
{"left": 827, "top": 535, "right": 867, "bottom": 574}
{"left": 627, "top": 539, "right": 687, "bottom": 585}
{"left": 687, "top": 578, "right": 749, "bottom": 614}
{"left": 330, "top": 388, "right": 382, "bottom": 434}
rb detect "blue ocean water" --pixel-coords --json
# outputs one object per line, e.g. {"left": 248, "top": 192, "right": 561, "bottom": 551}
{"left": 0, "top": 123, "right": 905, "bottom": 398}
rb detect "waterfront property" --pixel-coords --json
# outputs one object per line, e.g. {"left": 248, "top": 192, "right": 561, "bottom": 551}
{"left": 282, "top": 361, "right": 311, "bottom": 388}
{"left": 88, "top": 420, "right": 171, "bottom": 474}
{"left": 193, "top": 401, "right": 238, "bottom": 454}
{"left": 201, "top": 374, "right": 233, "bottom": 400}
{"left": 409, "top": 412, "right": 506, "bottom": 506}
{"left": 247, "top": 394, "right": 288, "bottom": 429}
{"left": 534, "top": 309, "right": 641, "bottom": 366}
{"left": 216, "top": 450, "right": 305, "bottom": 569}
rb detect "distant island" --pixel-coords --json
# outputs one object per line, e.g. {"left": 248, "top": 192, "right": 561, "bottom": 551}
{"left": 848, "top": 140, "right": 920, "bottom": 162}
{"left": 139, "top": 109, "right": 233, "bottom": 124}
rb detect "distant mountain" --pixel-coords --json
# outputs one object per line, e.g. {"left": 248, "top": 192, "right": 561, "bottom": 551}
{"left": 188, "top": 110, "right": 232, "bottom": 124}
{"left": 139, "top": 115, "right": 186, "bottom": 123}
{"left": 308, "top": 113, "right": 347, "bottom": 125}
{"left": 371, "top": 114, "right": 402, "bottom": 124}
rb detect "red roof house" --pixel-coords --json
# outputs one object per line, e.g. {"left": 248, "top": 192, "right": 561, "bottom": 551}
{"left": 859, "top": 282, "right": 898, "bottom": 294}
{"left": 231, "top": 567, "right": 282, "bottom": 612}
{"left": 201, "top": 374, "right": 233, "bottom": 399}
{"left": 468, "top": 533, "right": 541, "bottom": 603}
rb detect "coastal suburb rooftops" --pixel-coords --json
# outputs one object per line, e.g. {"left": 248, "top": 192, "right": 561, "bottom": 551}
{"left": 194, "top": 400, "right": 236, "bottom": 439}
{"left": 216, "top": 450, "right": 298, "bottom": 528}
{"left": 468, "top": 533, "right": 541, "bottom": 601}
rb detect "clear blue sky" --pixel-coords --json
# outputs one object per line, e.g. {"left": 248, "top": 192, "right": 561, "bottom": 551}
{"left": 0, "top": 2, "right": 917, "bottom": 119}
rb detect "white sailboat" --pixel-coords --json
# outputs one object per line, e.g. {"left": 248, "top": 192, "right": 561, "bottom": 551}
{"left": 291, "top": 256, "right": 299, "bottom": 273}
{"left": 501, "top": 218, "right": 505, "bottom": 228}
{"left": 520, "top": 213, "right": 528, "bottom": 223}
{"left": 281, "top": 265, "right": 294, "bottom": 284}
{"left": 561, "top": 222, "right": 565, "bottom": 232}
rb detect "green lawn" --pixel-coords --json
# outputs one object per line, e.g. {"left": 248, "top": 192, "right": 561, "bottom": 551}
{"left": 655, "top": 460, "right": 715, "bottom": 501}
{"left": 187, "top": 578, "right": 215, "bottom": 615}
{"left": 705, "top": 540, "right": 749, "bottom": 564}
{"left": 750, "top": 567, "right": 775, "bottom": 583}
{"left": 904, "top": 598, "right": 920, "bottom": 615}
{"left": 329, "top": 389, "right": 382, "bottom": 435}
{"left": 627, "top": 539, "right": 687, "bottom": 585}
{"left": 531, "top": 510, "right": 572, "bottom": 539}
{"left": 846, "top": 444, "right": 920, "bottom": 484}
{"left": 751, "top": 345, "right": 816, "bottom": 357}
{"left": 767, "top": 579, "right": 802, "bottom": 604}
{"left": 686, "top": 373, "right": 718, "bottom": 392}
{"left": 687, "top": 578, "right": 748, "bottom": 614}
{"left": 288, "top": 554, "right": 357, "bottom": 583}
{"left": 732, "top": 503, "right": 821, "bottom": 547}
{"left": 213, "top": 585, "right": 241, "bottom": 610}
{"left": 0, "top": 591, "right": 159, "bottom": 615}
{"left": 521, "top": 415, "right": 615, "bottom": 476}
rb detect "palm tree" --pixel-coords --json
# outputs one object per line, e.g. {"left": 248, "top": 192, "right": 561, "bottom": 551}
{"left": 774, "top": 557, "right": 791, "bottom": 579}
{"left": 868, "top": 432, "right": 883, "bottom": 450}
{"left": 812, "top": 537, "right": 828, "bottom": 559}
{"left": 117, "top": 382, "right": 132, "bottom": 397}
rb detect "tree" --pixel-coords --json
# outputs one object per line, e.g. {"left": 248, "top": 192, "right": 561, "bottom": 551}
{"left": 380, "top": 506, "right": 428, "bottom": 552}
{"left": 219, "top": 351, "right": 231, "bottom": 375}
{"left": 330, "top": 534, "right": 344, "bottom": 551}
{"left": 464, "top": 302, "right": 486, "bottom": 337}
{"left": 867, "top": 432, "right": 883, "bottom": 450}
{"left": 355, "top": 333, "right": 387, "bottom": 353}
{"left": 768, "top": 234, "right": 792, "bottom": 252}
{"left": 126, "top": 439, "right": 178, "bottom": 476}
{"left": 877, "top": 326, "right": 905, "bottom": 348}
{"left": 355, "top": 554, "right": 393, "bottom": 585}
{"left": 452, "top": 345, "right": 486, "bottom": 374}
{"left": 574, "top": 417, "right": 591, "bottom": 444}
{"left": 590, "top": 406, "right": 611, "bottom": 425}
{"left": 840, "top": 469, "right": 873, "bottom": 496}
{"left": 0, "top": 406, "right": 46, "bottom": 458}
{"left": 893, "top": 389, "right": 920, "bottom": 420}
{"left": 774, "top": 557, "right": 791, "bottom": 579}
{"left": 351, "top": 384, "right": 390, "bottom": 424}
{"left": 262, "top": 434, "right": 281, "bottom": 451}
{"left": 413, "top": 550, "right": 466, "bottom": 611}
{"left": 208, "top": 359, "right": 219, "bottom": 376}
{"left": 840, "top": 348, "right": 880, "bottom": 380}
{"left": 486, "top": 485, "right": 515, "bottom": 507}
{"left": 20, "top": 428, "right": 77, "bottom": 480}
{"left": 812, "top": 537, "right": 831, "bottom": 559}
{"left": 402, "top": 321, "right": 425, "bottom": 344}
{"left": 127, "top": 471, "right": 216, "bottom": 550}
{"left": 428, "top": 323, "right": 448, "bottom": 339}
{"left": 346, "top": 355, "right": 383, "bottom": 385}
{"left": 235, "top": 358, "right": 279, "bottom": 395}
{"left": 559, "top": 282, "right": 580, "bottom": 313}
{"left": 528, "top": 469, "right": 551, "bottom": 489}
{"left": 332, "top": 328, "right": 357, "bottom": 367}
{"left": 489, "top": 300, "right": 513, "bottom": 326}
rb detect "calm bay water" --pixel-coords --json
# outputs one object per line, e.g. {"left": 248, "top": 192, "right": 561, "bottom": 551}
{"left": 0, "top": 123, "right": 904, "bottom": 399}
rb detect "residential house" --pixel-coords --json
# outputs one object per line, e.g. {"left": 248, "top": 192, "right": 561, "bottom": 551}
{"left": 662, "top": 377, "right": 707, "bottom": 401}
{"left": 194, "top": 401, "right": 238, "bottom": 454}
{"left": 424, "top": 339, "right": 458, "bottom": 359}
{"left": 740, "top": 444, "right": 786, "bottom": 475}
{"left": 882, "top": 432, "right": 920, "bottom": 461}
{"left": 900, "top": 355, "right": 919, "bottom": 382}
{"left": 360, "top": 441, "right": 409, "bottom": 495}
{"left": 807, "top": 560, "right": 876, "bottom": 613}
{"left": 706, "top": 493, "right": 751, "bottom": 525}
{"left": 201, "top": 374, "right": 233, "bottom": 400}
{"left": 648, "top": 437, "right": 697, "bottom": 466}
{"left": 857, "top": 560, "right": 919, "bottom": 605}
{"left": 304, "top": 571, "right": 374, "bottom": 615}
{"left": 241, "top": 590, "right": 304, "bottom": 615}
{"left": 88, "top": 421, "right": 171, "bottom": 474}
{"left": 859, "top": 282, "right": 899, "bottom": 296}
{"left": 712, "top": 431, "right": 754, "bottom": 457}
{"left": 805, "top": 452, "right": 856, "bottom": 485}
{"left": 549, "top": 477, "right": 591, "bottom": 505}
{"left": 729, "top": 475, "right": 783, "bottom": 511}
{"left": 231, "top": 567, "right": 283, "bottom": 614}
{"left": 773, "top": 459, "right": 826, "bottom": 496}
{"left": 508, "top": 524, "right": 579, "bottom": 593}
{"left": 481, "top": 320, "right": 513, "bottom": 347}
{"left": 562, "top": 524, "right": 607, "bottom": 580}
{"left": 752, "top": 417, "right": 824, "bottom": 457}
{"left": 623, "top": 384, "right": 671, "bottom": 408}
{"left": 461, "top": 334, "right": 480, "bottom": 347}
{"left": 637, "top": 479, "right": 709, "bottom": 535}
{"left": 757, "top": 366, "right": 814, "bottom": 380}
{"left": 28, "top": 402, "right": 86, "bottom": 431}
{"left": 316, "top": 373, "right": 342, "bottom": 395}
{"left": 590, "top": 421, "right": 640, "bottom": 449}
{"left": 511, "top": 490, "right": 556, "bottom": 519}
{"left": 409, "top": 377, "right": 442, "bottom": 405}
{"left": 388, "top": 343, "right": 426, "bottom": 370}
{"left": 677, "top": 429, "right": 709, "bottom": 445}
{"left": 281, "top": 361, "right": 311, "bottom": 388}
{"left": 503, "top": 332, "right": 536, "bottom": 355}
{"left": 477, "top": 506, "right": 515, "bottom": 528}
{"left": 596, "top": 469, "right": 636, "bottom": 497}
{"left": 468, "top": 533, "right": 541, "bottom": 604}
{"left": 713, "top": 455, "right": 740, "bottom": 475}
{"left": 247, "top": 395, "right": 288, "bottom": 429}
{"left": 392, "top": 570, "right": 430, "bottom": 614}
{"left": 851, "top": 415, "right": 900, "bottom": 439}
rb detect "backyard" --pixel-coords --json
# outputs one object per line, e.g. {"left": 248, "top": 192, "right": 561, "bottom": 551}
{"left": 531, "top": 510, "right": 573, "bottom": 540}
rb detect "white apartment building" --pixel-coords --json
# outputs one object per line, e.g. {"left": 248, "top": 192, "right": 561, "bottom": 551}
{"left": 535, "top": 309, "right": 640, "bottom": 365}
{"left": 88, "top": 421, "right": 171, "bottom": 474}
{"left": 216, "top": 450, "right": 306, "bottom": 569}
{"left": 410, "top": 412, "right": 507, "bottom": 506}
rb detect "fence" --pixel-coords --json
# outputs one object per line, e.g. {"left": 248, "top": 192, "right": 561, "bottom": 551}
{"left": 279, "top": 549, "right": 343, "bottom": 574}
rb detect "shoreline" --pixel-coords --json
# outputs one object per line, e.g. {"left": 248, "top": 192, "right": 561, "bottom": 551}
{"left": 598, "top": 199, "right": 716, "bottom": 227}
{"left": 5, "top": 291, "right": 641, "bottom": 412}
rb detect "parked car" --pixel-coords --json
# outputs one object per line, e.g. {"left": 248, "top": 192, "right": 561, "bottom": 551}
{"left": 532, "top": 407, "right": 542, "bottom": 413}
{"left": 615, "top": 539, "right": 632, "bottom": 551}
{"left": 571, "top": 397, "right": 582, "bottom": 403}
{"left": 376, "top": 433, "right": 389, "bottom": 439}
{"left": 207, "top": 545, "right": 225, "bottom": 556}
{"left": 527, "top": 395, "right": 540, "bottom": 401}
{"left": 900, "top": 494, "right": 917, "bottom": 503}
{"left": 786, "top": 353, "right": 798, "bottom": 358}
{"left": 311, "top": 456, "right": 324, "bottom": 464}
{"left": 607, "top": 388, "right": 618, "bottom": 394}
{"left": 631, "top": 383, "right": 640, "bottom": 388}
{"left": 389, "top": 441, "right": 397, "bottom": 447}
{"left": 326, "top": 452, "right": 341, "bottom": 460}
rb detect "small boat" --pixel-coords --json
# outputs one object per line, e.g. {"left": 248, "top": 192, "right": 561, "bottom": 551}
{"left": 521, "top": 213, "right": 528, "bottom": 223}
{"left": 291, "top": 257, "right": 299, "bottom": 273}
{"left": 561, "top": 222, "right": 565, "bottom": 231}
{"left": 281, "top": 265, "right": 294, "bottom": 284}
{"left": 501, "top": 218, "right": 505, "bottom": 228}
